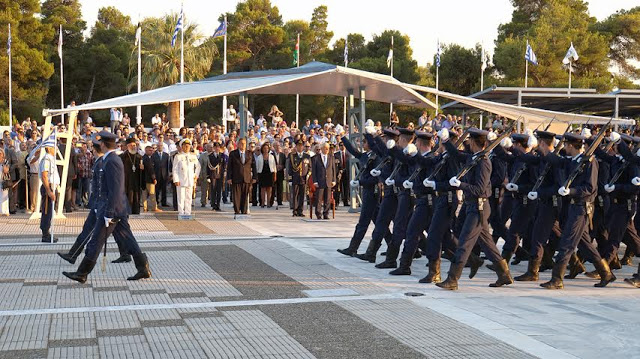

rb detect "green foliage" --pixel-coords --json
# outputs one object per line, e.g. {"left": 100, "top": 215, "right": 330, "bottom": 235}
{"left": 594, "top": 7, "right": 640, "bottom": 80}
{"left": 431, "top": 43, "right": 483, "bottom": 96}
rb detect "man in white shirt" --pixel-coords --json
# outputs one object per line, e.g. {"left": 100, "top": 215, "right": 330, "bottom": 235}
{"left": 38, "top": 140, "right": 60, "bottom": 243}
{"left": 151, "top": 114, "right": 162, "bottom": 126}
{"left": 109, "top": 108, "right": 122, "bottom": 134}
{"left": 172, "top": 139, "right": 201, "bottom": 216}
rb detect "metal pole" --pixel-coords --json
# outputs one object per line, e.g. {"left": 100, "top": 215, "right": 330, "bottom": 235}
{"left": 179, "top": 7, "right": 185, "bottom": 128}
{"left": 517, "top": 90, "right": 522, "bottom": 133}
{"left": 525, "top": 59, "right": 528, "bottom": 89}
{"left": 568, "top": 60, "right": 572, "bottom": 95}
{"left": 480, "top": 62, "right": 484, "bottom": 129}
{"left": 7, "top": 24, "right": 12, "bottom": 128}
{"left": 389, "top": 36, "right": 393, "bottom": 118}
{"left": 347, "top": 89, "right": 357, "bottom": 211}
{"left": 239, "top": 92, "right": 247, "bottom": 138}
{"left": 435, "top": 65, "right": 439, "bottom": 116}
{"left": 136, "top": 20, "right": 142, "bottom": 125}
{"left": 222, "top": 15, "right": 228, "bottom": 133}
{"left": 295, "top": 33, "right": 300, "bottom": 129}
{"left": 60, "top": 25, "right": 64, "bottom": 111}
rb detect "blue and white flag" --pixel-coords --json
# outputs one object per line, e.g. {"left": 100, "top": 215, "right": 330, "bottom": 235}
{"left": 6, "top": 25, "right": 10, "bottom": 55}
{"left": 563, "top": 42, "right": 579, "bottom": 64}
{"left": 213, "top": 20, "right": 226, "bottom": 38}
{"left": 525, "top": 41, "right": 538, "bottom": 65}
{"left": 436, "top": 40, "right": 441, "bottom": 68}
{"left": 41, "top": 131, "right": 57, "bottom": 148}
{"left": 344, "top": 41, "right": 348, "bottom": 66}
{"left": 171, "top": 8, "right": 183, "bottom": 47}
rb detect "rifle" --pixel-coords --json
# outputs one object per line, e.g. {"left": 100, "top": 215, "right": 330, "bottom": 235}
{"left": 456, "top": 124, "right": 515, "bottom": 180}
{"left": 543, "top": 117, "right": 556, "bottom": 132}
{"left": 530, "top": 122, "right": 572, "bottom": 193}
{"left": 563, "top": 118, "right": 613, "bottom": 189}
{"left": 425, "top": 129, "right": 471, "bottom": 181}
{"left": 607, "top": 141, "right": 640, "bottom": 186}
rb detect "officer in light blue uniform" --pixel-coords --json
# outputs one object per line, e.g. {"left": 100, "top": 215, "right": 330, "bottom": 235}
{"left": 63, "top": 131, "right": 151, "bottom": 283}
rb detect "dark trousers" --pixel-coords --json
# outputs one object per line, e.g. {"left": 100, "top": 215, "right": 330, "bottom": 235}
{"left": 529, "top": 199, "right": 562, "bottom": 262}
{"left": 172, "top": 183, "right": 178, "bottom": 210}
{"left": 64, "top": 184, "right": 73, "bottom": 212}
{"left": 210, "top": 178, "right": 223, "bottom": 209}
{"left": 603, "top": 201, "right": 640, "bottom": 262}
{"left": 252, "top": 181, "right": 259, "bottom": 206}
{"left": 370, "top": 191, "right": 397, "bottom": 246}
{"left": 292, "top": 183, "right": 306, "bottom": 215}
{"left": 453, "top": 202, "right": 502, "bottom": 265}
{"left": 76, "top": 177, "right": 90, "bottom": 207}
{"left": 274, "top": 171, "right": 284, "bottom": 205}
{"left": 232, "top": 183, "right": 250, "bottom": 214}
{"left": 39, "top": 185, "right": 54, "bottom": 237}
{"left": 68, "top": 209, "right": 128, "bottom": 259}
{"left": 388, "top": 192, "right": 414, "bottom": 254}
{"left": 340, "top": 173, "right": 350, "bottom": 205}
{"left": 314, "top": 187, "right": 331, "bottom": 219}
{"left": 346, "top": 187, "right": 377, "bottom": 250}
{"left": 156, "top": 177, "right": 168, "bottom": 206}
{"left": 503, "top": 198, "right": 537, "bottom": 253}
{"left": 426, "top": 194, "right": 459, "bottom": 261}
{"left": 18, "top": 178, "right": 26, "bottom": 208}
{"left": 488, "top": 187, "right": 506, "bottom": 240}
{"left": 85, "top": 215, "right": 142, "bottom": 262}
{"left": 127, "top": 189, "right": 141, "bottom": 215}
{"left": 399, "top": 197, "right": 434, "bottom": 263}
{"left": 554, "top": 204, "right": 599, "bottom": 267}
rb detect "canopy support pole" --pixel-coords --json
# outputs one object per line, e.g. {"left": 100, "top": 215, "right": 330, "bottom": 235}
{"left": 239, "top": 92, "right": 248, "bottom": 138}
{"left": 347, "top": 89, "right": 359, "bottom": 212}
{"left": 517, "top": 90, "right": 522, "bottom": 132}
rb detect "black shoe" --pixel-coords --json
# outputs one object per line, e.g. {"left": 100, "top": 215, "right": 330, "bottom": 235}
{"left": 436, "top": 262, "right": 465, "bottom": 290}
{"left": 389, "top": 266, "right": 411, "bottom": 275}
{"left": 62, "top": 258, "right": 97, "bottom": 284}
{"left": 564, "top": 253, "right": 586, "bottom": 279}
{"left": 594, "top": 259, "right": 616, "bottom": 287}
{"left": 468, "top": 254, "right": 484, "bottom": 279}
{"left": 127, "top": 253, "right": 152, "bottom": 281}
{"left": 487, "top": 250, "right": 512, "bottom": 272}
{"left": 375, "top": 260, "right": 397, "bottom": 269}
{"left": 337, "top": 248, "right": 356, "bottom": 257}
{"left": 355, "top": 253, "right": 376, "bottom": 263}
{"left": 515, "top": 259, "right": 540, "bottom": 281}
{"left": 540, "top": 262, "right": 565, "bottom": 289}
{"left": 489, "top": 259, "right": 514, "bottom": 287}
{"left": 419, "top": 259, "right": 441, "bottom": 283}
{"left": 323, "top": 216, "right": 329, "bottom": 220}
{"left": 42, "top": 236, "right": 59, "bottom": 243}
{"left": 112, "top": 255, "right": 132, "bottom": 264}
{"left": 200, "top": 204, "right": 206, "bottom": 208}
{"left": 57, "top": 252, "right": 77, "bottom": 265}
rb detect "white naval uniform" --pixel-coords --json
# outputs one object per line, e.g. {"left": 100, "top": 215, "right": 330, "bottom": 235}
{"left": 172, "top": 152, "right": 201, "bottom": 215}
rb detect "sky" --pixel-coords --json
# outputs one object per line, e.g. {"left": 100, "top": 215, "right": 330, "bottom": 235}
{"left": 79, "top": 0, "right": 640, "bottom": 67}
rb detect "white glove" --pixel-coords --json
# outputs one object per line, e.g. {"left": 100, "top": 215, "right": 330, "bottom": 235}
{"left": 350, "top": 180, "right": 359, "bottom": 187}
{"left": 527, "top": 135, "right": 538, "bottom": 149}
{"left": 365, "top": 126, "right": 376, "bottom": 135}
{"left": 370, "top": 169, "right": 382, "bottom": 177}
{"left": 423, "top": 179, "right": 436, "bottom": 188}
{"left": 500, "top": 137, "right": 513, "bottom": 148}
{"left": 636, "top": 148, "right": 640, "bottom": 157}
{"left": 404, "top": 144, "right": 418, "bottom": 157}
{"left": 365, "top": 119, "right": 375, "bottom": 128}
{"left": 604, "top": 184, "right": 615, "bottom": 193}
{"left": 449, "top": 176, "right": 461, "bottom": 187}
{"left": 402, "top": 180, "right": 413, "bottom": 189}
{"left": 104, "top": 217, "right": 112, "bottom": 228}
{"left": 437, "top": 128, "right": 449, "bottom": 141}
{"left": 506, "top": 183, "right": 518, "bottom": 192}
{"left": 553, "top": 138, "right": 560, "bottom": 148}
{"left": 581, "top": 128, "right": 592, "bottom": 139}
{"left": 609, "top": 131, "right": 621, "bottom": 144}
{"left": 527, "top": 191, "right": 538, "bottom": 200}
{"left": 386, "top": 139, "right": 396, "bottom": 149}
{"left": 385, "top": 178, "right": 395, "bottom": 186}
{"left": 558, "top": 186, "right": 570, "bottom": 196}
{"left": 487, "top": 132, "right": 497, "bottom": 141}
{"left": 632, "top": 177, "right": 640, "bottom": 186}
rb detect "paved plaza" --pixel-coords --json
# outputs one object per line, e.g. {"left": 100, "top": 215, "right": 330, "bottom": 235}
{"left": 0, "top": 204, "right": 638, "bottom": 359}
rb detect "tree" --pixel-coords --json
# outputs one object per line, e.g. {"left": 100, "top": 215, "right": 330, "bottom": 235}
{"left": 308, "top": 6, "right": 333, "bottom": 60}
{"left": 431, "top": 43, "right": 483, "bottom": 96}
{"left": 594, "top": 7, "right": 640, "bottom": 80}
{"left": 0, "top": 0, "right": 54, "bottom": 124}
{"left": 135, "top": 13, "right": 216, "bottom": 127}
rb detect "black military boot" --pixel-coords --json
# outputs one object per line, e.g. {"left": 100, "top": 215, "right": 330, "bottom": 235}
{"left": 609, "top": 255, "right": 622, "bottom": 270}
{"left": 511, "top": 246, "right": 530, "bottom": 265}
{"left": 489, "top": 259, "right": 513, "bottom": 287}
{"left": 389, "top": 254, "right": 412, "bottom": 275}
{"left": 435, "top": 261, "right": 465, "bottom": 290}
{"left": 419, "top": 259, "right": 441, "bottom": 283}
{"left": 441, "top": 249, "right": 455, "bottom": 262}
{"left": 375, "top": 242, "right": 400, "bottom": 269}
{"left": 62, "top": 258, "right": 97, "bottom": 284}
{"left": 42, "top": 233, "right": 59, "bottom": 243}
{"left": 539, "top": 246, "right": 554, "bottom": 272}
{"left": 57, "top": 252, "right": 77, "bottom": 264}
{"left": 620, "top": 253, "right": 633, "bottom": 266}
{"left": 540, "top": 262, "right": 565, "bottom": 289}
{"left": 515, "top": 259, "right": 541, "bottom": 281}
{"left": 564, "top": 253, "right": 586, "bottom": 279}
{"left": 337, "top": 247, "right": 357, "bottom": 257}
{"left": 57, "top": 240, "right": 85, "bottom": 264}
{"left": 467, "top": 253, "right": 484, "bottom": 279}
{"left": 356, "top": 239, "right": 382, "bottom": 263}
{"left": 593, "top": 259, "right": 616, "bottom": 287}
{"left": 112, "top": 240, "right": 132, "bottom": 263}
{"left": 486, "top": 250, "right": 513, "bottom": 272}
{"left": 624, "top": 264, "right": 640, "bottom": 288}
{"left": 127, "top": 253, "right": 152, "bottom": 281}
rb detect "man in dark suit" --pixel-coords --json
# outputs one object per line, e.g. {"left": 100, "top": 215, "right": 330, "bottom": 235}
{"left": 271, "top": 141, "right": 286, "bottom": 206}
{"left": 63, "top": 131, "right": 151, "bottom": 283}
{"left": 208, "top": 142, "right": 225, "bottom": 211}
{"left": 153, "top": 143, "right": 170, "bottom": 207}
{"left": 141, "top": 146, "right": 160, "bottom": 212}
{"left": 312, "top": 143, "right": 336, "bottom": 220}
{"left": 334, "top": 142, "right": 350, "bottom": 206}
{"left": 226, "top": 138, "right": 256, "bottom": 215}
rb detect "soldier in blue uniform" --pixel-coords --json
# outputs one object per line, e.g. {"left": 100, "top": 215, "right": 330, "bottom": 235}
{"left": 63, "top": 131, "right": 151, "bottom": 283}
{"left": 436, "top": 128, "right": 513, "bottom": 290}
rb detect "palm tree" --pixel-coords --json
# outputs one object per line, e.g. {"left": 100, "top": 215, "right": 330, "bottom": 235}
{"left": 129, "top": 13, "right": 216, "bottom": 128}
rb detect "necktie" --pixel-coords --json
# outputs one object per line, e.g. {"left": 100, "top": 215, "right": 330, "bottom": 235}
{"left": 323, "top": 155, "right": 327, "bottom": 168}
{"left": 241, "top": 152, "right": 245, "bottom": 164}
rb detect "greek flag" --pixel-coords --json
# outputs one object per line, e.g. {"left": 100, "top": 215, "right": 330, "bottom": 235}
{"left": 525, "top": 41, "right": 538, "bottom": 65}
{"left": 57, "top": 26, "right": 63, "bottom": 59}
{"left": 481, "top": 44, "right": 487, "bottom": 71}
{"left": 42, "top": 131, "right": 57, "bottom": 148}
{"left": 436, "top": 40, "right": 441, "bottom": 68}
{"left": 213, "top": 20, "right": 226, "bottom": 38}
{"left": 6, "top": 25, "right": 10, "bottom": 55}
{"left": 171, "top": 8, "right": 183, "bottom": 47}
{"left": 563, "top": 42, "right": 579, "bottom": 64}
{"left": 344, "top": 41, "right": 348, "bottom": 66}
{"left": 134, "top": 22, "right": 141, "bottom": 46}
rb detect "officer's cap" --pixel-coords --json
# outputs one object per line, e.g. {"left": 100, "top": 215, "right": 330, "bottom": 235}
{"left": 563, "top": 133, "right": 585, "bottom": 144}
{"left": 397, "top": 127, "right": 414, "bottom": 136}
{"left": 468, "top": 128, "right": 489, "bottom": 139}
{"left": 383, "top": 128, "right": 400, "bottom": 138}
{"left": 97, "top": 130, "right": 117, "bottom": 143}
{"left": 512, "top": 134, "right": 529, "bottom": 144}
{"left": 534, "top": 130, "right": 556, "bottom": 140}
{"left": 415, "top": 131, "right": 433, "bottom": 140}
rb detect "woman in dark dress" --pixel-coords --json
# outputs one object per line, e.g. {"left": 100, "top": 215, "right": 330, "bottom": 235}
{"left": 257, "top": 142, "right": 276, "bottom": 208}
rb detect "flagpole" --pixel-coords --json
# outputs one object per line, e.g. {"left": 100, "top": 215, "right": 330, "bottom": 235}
{"left": 295, "top": 33, "right": 300, "bottom": 129}
{"left": 389, "top": 36, "right": 394, "bottom": 118}
{"left": 7, "top": 24, "right": 12, "bottom": 128}
{"left": 59, "top": 25, "right": 64, "bottom": 111}
{"left": 222, "top": 15, "right": 228, "bottom": 133}
{"left": 568, "top": 60, "right": 572, "bottom": 95}
{"left": 435, "top": 39, "right": 439, "bottom": 116}
{"left": 179, "top": 5, "right": 185, "bottom": 128}
{"left": 524, "top": 41, "right": 528, "bottom": 88}
{"left": 136, "top": 20, "right": 142, "bottom": 125}
{"left": 343, "top": 42, "right": 347, "bottom": 126}
{"left": 480, "top": 45, "right": 484, "bottom": 129}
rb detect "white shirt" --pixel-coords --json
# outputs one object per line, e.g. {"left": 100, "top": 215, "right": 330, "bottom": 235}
{"left": 39, "top": 152, "right": 60, "bottom": 187}
{"left": 151, "top": 116, "right": 161, "bottom": 125}
{"left": 321, "top": 154, "right": 327, "bottom": 167}
{"left": 172, "top": 152, "right": 201, "bottom": 188}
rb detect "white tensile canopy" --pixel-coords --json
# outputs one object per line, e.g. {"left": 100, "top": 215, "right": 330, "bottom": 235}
{"left": 44, "top": 61, "right": 633, "bottom": 126}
